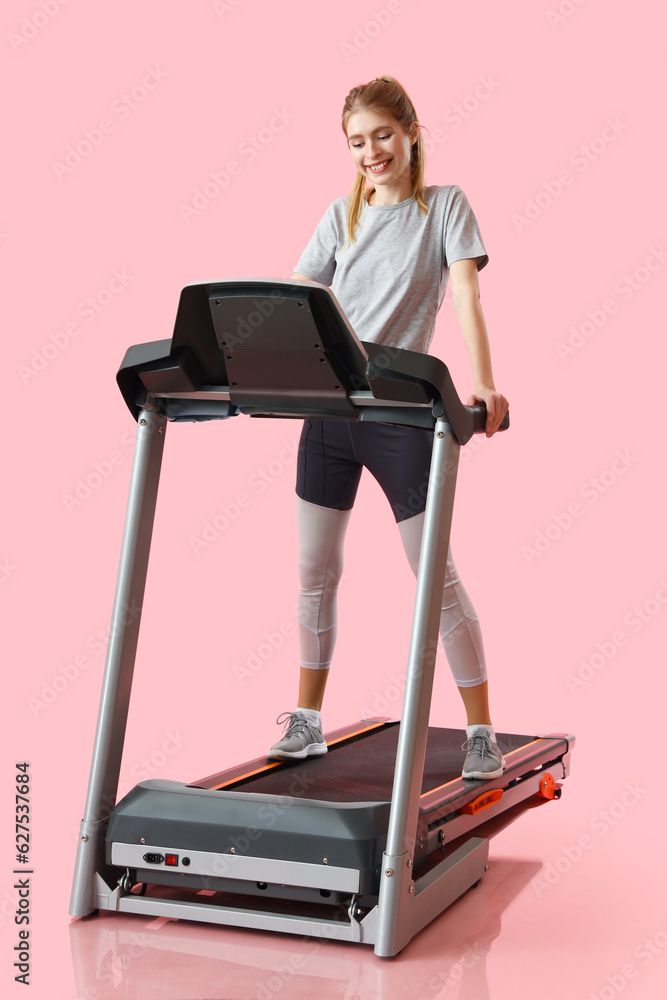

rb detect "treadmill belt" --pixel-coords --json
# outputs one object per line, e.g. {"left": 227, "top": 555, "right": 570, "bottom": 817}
{"left": 218, "top": 727, "right": 536, "bottom": 803}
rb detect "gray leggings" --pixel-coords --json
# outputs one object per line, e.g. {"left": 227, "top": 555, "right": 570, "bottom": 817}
{"left": 297, "top": 496, "right": 487, "bottom": 688}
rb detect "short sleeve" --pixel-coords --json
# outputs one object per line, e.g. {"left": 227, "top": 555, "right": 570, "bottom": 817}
{"left": 443, "top": 186, "right": 489, "bottom": 271}
{"left": 293, "top": 202, "right": 338, "bottom": 285}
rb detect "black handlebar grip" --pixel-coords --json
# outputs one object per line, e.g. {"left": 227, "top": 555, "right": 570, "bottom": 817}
{"left": 469, "top": 404, "right": 510, "bottom": 435}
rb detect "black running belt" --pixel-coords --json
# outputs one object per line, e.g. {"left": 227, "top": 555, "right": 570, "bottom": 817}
{"left": 215, "top": 727, "right": 536, "bottom": 803}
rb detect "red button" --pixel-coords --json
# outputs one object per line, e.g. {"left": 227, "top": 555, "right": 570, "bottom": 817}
{"left": 165, "top": 854, "right": 179, "bottom": 866}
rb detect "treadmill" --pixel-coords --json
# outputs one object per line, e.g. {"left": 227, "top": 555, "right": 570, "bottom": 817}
{"left": 69, "top": 279, "right": 575, "bottom": 958}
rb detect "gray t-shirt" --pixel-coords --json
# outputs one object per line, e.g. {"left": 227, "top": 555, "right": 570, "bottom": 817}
{"left": 294, "top": 184, "right": 488, "bottom": 355}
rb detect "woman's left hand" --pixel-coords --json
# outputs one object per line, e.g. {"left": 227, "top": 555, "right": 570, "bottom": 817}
{"left": 466, "top": 387, "right": 509, "bottom": 437}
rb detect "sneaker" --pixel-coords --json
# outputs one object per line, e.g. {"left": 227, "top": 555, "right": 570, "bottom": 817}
{"left": 461, "top": 732, "right": 506, "bottom": 780}
{"left": 268, "top": 711, "right": 328, "bottom": 761}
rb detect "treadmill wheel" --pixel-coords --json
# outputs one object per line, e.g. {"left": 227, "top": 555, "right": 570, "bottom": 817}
{"left": 536, "top": 772, "right": 560, "bottom": 800}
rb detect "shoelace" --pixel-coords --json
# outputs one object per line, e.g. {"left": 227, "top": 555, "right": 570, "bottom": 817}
{"left": 275, "top": 711, "right": 311, "bottom": 736}
{"left": 461, "top": 733, "right": 498, "bottom": 758}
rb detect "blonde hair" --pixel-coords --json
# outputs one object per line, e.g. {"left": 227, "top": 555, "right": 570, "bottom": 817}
{"left": 341, "top": 75, "right": 428, "bottom": 248}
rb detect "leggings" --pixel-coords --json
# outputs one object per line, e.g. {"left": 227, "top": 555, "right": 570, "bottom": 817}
{"left": 296, "top": 420, "right": 487, "bottom": 688}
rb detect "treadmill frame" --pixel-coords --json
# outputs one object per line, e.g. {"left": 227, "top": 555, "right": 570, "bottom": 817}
{"left": 69, "top": 280, "right": 569, "bottom": 957}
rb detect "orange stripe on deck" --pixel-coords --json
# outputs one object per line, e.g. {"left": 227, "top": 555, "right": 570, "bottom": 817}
{"left": 419, "top": 738, "right": 544, "bottom": 800}
{"left": 213, "top": 761, "right": 283, "bottom": 789}
{"left": 326, "top": 720, "right": 386, "bottom": 746}
{"left": 213, "top": 720, "right": 386, "bottom": 790}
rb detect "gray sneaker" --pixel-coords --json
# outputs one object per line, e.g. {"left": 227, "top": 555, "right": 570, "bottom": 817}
{"left": 461, "top": 732, "right": 506, "bottom": 780}
{"left": 268, "top": 711, "right": 328, "bottom": 761}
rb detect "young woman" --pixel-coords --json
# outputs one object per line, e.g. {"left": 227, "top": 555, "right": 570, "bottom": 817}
{"left": 268, "top": 76, "right": 509, "bottom": 779}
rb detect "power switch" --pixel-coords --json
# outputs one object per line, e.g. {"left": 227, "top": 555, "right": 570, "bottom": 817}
{"left": 165, "top": 854, "right": 179, "bottom": 866}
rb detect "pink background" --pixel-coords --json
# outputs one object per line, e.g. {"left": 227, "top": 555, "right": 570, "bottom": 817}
{"left": 3, "top": 1, "right": 666, "bottom": 997}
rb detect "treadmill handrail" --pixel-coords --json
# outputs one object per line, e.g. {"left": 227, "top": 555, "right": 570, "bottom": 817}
{"left": 116, "top": 280, "right": 508, "bottom": 442}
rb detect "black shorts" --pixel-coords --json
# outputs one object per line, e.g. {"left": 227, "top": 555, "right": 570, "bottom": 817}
{"left": 295, "top": 419, "right": 435, "bottom": 522}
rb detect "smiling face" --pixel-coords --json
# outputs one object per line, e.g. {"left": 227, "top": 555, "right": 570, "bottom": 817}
{"left": 345, "top": 108, "right": 418, "bottom": 197}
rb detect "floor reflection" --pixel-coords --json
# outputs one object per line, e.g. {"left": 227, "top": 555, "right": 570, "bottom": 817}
{"left": 69, "top": 850, "right": 541, "bottom": 1000}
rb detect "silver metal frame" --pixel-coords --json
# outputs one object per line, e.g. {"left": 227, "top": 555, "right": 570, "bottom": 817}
{"left": 70, "top": 405, "right": 167, "bottom": 917}
{"left": 374, "top": 418, "right": 466, "bottom": 956}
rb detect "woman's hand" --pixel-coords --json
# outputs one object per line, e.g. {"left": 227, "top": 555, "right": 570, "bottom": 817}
{"left": 466, "top": 387, "right": 509, "bottom": 437}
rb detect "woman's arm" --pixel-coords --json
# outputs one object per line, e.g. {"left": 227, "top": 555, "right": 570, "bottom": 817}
{"left": 449, "top": 258, "right": 508, "bottom": 436}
